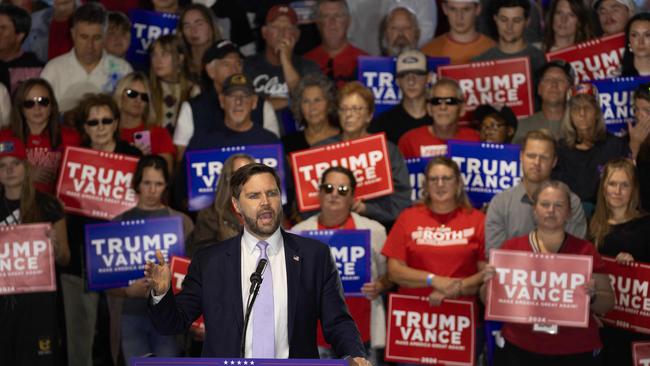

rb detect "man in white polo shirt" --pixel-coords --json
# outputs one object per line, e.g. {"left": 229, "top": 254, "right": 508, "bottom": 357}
{"left": 41, "top": 2, "right": 132, "bottom": 112}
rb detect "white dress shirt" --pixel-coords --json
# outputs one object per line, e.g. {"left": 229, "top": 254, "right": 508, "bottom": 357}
{"left": 152, "top": 227, "right": 289, "bottom": 357}
{"left": 240, "top": 227, "right": 289, "bottom": 358}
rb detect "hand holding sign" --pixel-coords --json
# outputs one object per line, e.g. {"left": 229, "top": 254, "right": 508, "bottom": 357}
{"left": 144, "top": 249, "right": 171, "bottom": 296}
{"left": 361, "top": 279, "right": 384, "bottom": 300}
{"left": 615, "top": 251, "right": 635, "bottom": 264}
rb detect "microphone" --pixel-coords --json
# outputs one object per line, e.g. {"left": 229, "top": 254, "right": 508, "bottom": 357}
{"left": 241, "top": 258, "right": 268, "bottom": 357}
{"left": 249, "top": 258, "right": 268, "bottom": 294}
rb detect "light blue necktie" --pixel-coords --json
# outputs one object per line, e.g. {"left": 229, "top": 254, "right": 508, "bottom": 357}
{"left": 252, "top": 241, "right": 275, "bottom": 357}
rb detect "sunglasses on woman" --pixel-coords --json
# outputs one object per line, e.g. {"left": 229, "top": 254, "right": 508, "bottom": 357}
{"left": 85, "top": 118, "right": 115, "bottom": 127}
{"left": 23, "top": 97, "right": 51, "bottom": 109}
{"left": 125, "top": 89, "right": 149, "bottom": 102}
{"left": 319, "top": 183, "right": 351, "bottom": 196}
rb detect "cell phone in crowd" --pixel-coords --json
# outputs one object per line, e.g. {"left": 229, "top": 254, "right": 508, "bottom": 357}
{"left": 133, "top": 130, "right": 151, "bottom": 151}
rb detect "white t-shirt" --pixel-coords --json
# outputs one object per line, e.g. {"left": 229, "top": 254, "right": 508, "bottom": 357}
{"left": 41, "top": 50, "right": 132, "bottom": 112}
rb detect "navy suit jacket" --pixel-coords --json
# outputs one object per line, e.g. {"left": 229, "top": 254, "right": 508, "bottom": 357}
{"left": 149, "top": 229, "right": 365, "bottom": 358}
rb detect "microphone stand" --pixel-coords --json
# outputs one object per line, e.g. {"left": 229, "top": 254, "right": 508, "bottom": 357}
{"left": 240, "top": 267, "right": 265, "bottom": 357}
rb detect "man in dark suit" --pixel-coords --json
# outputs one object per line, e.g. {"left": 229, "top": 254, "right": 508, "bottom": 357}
{"left": 145, "top": 163, "right": 367, "bottom": 362}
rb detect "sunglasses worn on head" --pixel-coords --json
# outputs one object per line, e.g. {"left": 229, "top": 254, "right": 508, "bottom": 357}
{"left": 86, "top": 118, "right": 115, "bottom": 127}
{"left": 428, "top": 97, "right": 462, "bottom": 106}
{"left": 125, "top": 89, "right": 149, "bottom": 102}
{"left": 23, "top": 97, "right": 51, "bottom": 109}
{"left": 320, "top": 183, "right": 351, "bottom": 196}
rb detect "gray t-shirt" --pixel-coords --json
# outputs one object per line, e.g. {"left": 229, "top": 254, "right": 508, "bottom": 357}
{"left": 512, "top": 111, "right": 563, "bottom": 144}
{"left": 472, "top": 44, "right": 546, "bottom": 81}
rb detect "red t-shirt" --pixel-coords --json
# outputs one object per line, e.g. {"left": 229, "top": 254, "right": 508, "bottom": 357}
{"left": 315, "top": 215, "right": 371, "bottom": 345}
{"left": 382, "top": 204, "right": 486, "bottom": 297}
{"left": 119, "top": 124, "right": 175, "bottom": 156}
{"left": 397, "top": 125, "right": 480, "bottom": 158}
{"left": 304, "top": 44, "right": 368, "bottom": 89}
{"left": 499, "top": 234, "right": 606, "bottom": 355}
{"left": 0, "top": 127, "right": 80, "bottom": 193}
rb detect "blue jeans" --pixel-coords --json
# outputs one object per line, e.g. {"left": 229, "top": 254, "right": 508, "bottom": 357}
{"left": 121, "top": 314, "right": 180, "bottom": 362}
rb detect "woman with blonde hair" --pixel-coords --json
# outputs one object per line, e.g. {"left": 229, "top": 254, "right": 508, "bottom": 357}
{"left": 553, "top": 83, "right": 630, "bottom": 215}
{"left": 590, "top": 158, "right": 650, "bottom": 365}
{"left": 113, "top": 72, "right": 175, "bottom": 172}
{"left": 149, "top": 34, "right": 200, "bottom": 133}
{"left": 383, "top": 157, "right": 485, "bottom": 329}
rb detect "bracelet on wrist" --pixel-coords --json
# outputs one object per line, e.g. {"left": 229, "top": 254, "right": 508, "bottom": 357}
{"left": 426, "top": 273, "right": 435, "bottom": 287}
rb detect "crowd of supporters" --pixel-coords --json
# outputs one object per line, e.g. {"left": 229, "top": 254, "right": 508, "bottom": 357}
{"left": 1, "top": 0, "right": 650, "bottom": 365}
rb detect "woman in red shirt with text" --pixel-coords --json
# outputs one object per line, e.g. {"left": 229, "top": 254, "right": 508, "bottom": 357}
{"left": 113, "top": 72, "right": 175, "bottom": 173}
{"left": 480, "top": 180, "right": 614, "bottom": 366}
{"left": 2, "top": 78, "right": 80, "bottom": 193}
{"left": 382, "top": 156, "right": 486, "bottom": 305}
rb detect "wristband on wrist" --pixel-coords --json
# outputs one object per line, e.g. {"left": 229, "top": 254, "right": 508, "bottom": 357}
{"left": 426, "top": 273, "right": 435, "bottom": 287}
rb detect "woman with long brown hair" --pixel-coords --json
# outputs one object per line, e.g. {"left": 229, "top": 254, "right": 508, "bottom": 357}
{"left": 149, "top": 34, "right": 200, "bottom": 133}
{"left": 187, "top": 153, "right": 255, "bottom": 255}
{"left": 590, "top": 158, "right": 650, "bottom": 365}
{"left": 178, "top": 4, "right": 222, "bottom": 79}
{"left": 109, "top": 155, "right": 193, "bottom": 363}
{"left": 1, "top": 78, "right": 80, "bottom": 193}
{"left": 542, "top": 0, "right": 594, "bottom": 52}
{"left": 0, "top": 136, "right": 70, "bottom": 364}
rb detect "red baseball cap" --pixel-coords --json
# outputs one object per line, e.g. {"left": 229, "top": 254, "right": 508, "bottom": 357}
{"left": 265, "top": 4, "right": 298, "bottom": 25}
{"left": 571, "top": 82, "right": 598, "bottom": 98}
{"left": 0, "top": 136, "right": 27, "bottom": 161}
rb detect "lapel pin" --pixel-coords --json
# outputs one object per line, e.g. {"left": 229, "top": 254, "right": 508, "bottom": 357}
{"left": 293, "top": 255, "right": 300, "bottom": 262}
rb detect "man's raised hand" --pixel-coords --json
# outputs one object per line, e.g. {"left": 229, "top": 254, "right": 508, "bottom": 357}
{"left": 144, "top": 249, "right": 171, "bottom": 296}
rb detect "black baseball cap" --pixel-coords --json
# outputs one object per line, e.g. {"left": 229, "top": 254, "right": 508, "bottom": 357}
{"left": 222, "top": 73, "right": 255, "bottom": 95}
{"left": 475, "top": 104, "right": 518, "bottom": 130}
{"left": 202, "top": 39, "right": 243, "bottom": 64}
